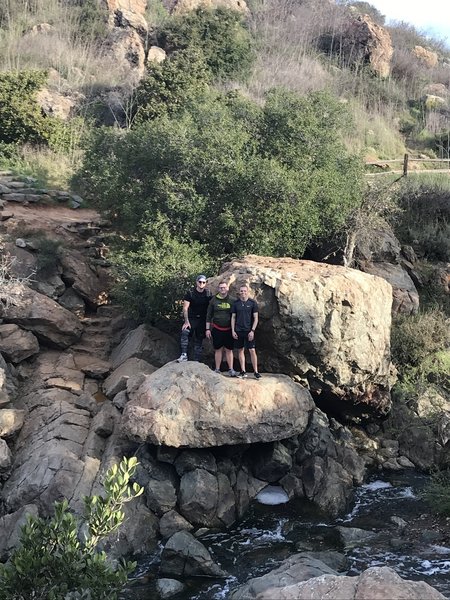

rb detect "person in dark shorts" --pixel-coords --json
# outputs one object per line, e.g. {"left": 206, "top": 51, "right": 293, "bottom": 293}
{"left": 177, "top": 274, "right": 211, "bottom": 362}
{"left": 231, "top": 284, "right": 261, "bottom": 379}
{"left": 206, "top": 281, "right": 237, "bottom": 377}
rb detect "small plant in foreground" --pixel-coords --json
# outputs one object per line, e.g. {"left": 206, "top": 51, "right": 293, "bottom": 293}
{"left": 0, "top": 456, "right": 143, "bottom": 600}
{"left": 423, "top": 469, "right": 450, "bottom": 516}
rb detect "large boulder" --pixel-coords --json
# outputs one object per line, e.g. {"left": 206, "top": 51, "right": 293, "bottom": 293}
{"left": 121, "top": 362, "right": 315, "bottom": 447}
{"left": 0, "top": 286, "right": 82, "bottom": 348}
{"left": 210, "top": 256, "right": 393, "bottom": 419}
{"left": 360, "top": 261, "right": 419, "bottom": 315}
{"left": 342, "top": 15, "right": 393, "bottom": 77}
{"left": 60, "top": 249, "right": 110, "bottom": 307}
{"left": 246, "top": 566, "right": 445, "bottom": 599}
{"left": 160, "top": 530, "right": 226, "bottom": 578}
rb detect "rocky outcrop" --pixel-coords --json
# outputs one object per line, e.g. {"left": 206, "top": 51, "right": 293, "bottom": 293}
{"left": 0, "top": 287, "right": 82, "bottom": 348}
{"left": 0, "top": 324, "right": 39, "bottom": 363}
{"left": 210, "top": 256, "right": 393, "bottom": 419}
{"left": 413, "top": 45, "right": 438, "bottom": 68}
{"left": 241, "top": 566, "right": 445, "bottom": 600}
{"left": 342, "top": 15, "right": 393, "bottom": 78}
{"left": 106, "top": 28, "right": 146, "bottom": 79}
{"left": 121, "top": 362, "right": 315, "bottom": 447}
{"left": 36, "top": 88, "right": 78, "bottom": 120}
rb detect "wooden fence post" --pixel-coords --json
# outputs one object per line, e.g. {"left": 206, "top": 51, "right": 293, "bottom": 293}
{"left": 403, "top": 153, "right": 409, "bottom": 176}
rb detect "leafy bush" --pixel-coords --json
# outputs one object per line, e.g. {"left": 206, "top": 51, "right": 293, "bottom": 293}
{"left": 134, "top": 49, "right": 210, "bottom": 123}
{"left": 0, "top": 70, "right": 51, "bottom": 145}
{"left": 391, "top": 309, "right": 449, "bottom": 369}
{"left": 0, "top": 457, "right": 143, "bottom": 600}
{"left": 75, "top": 87, "right": 363, "bottom": 323}
{"left": 157, "top": 7, "right": 255, "bottom": 80}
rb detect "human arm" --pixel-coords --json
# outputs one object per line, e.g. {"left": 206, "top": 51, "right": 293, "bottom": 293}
{"left": 231, "top": 313, "right": 238, "bottom": 339}
{"left": 248, "top": 311, "right": 258, "bottom": 341}
{"left": 205, "top": 297, "right": 214, "bottom": 339}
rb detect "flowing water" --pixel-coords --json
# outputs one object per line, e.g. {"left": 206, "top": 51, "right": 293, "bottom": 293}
{"left": 123, "top": 471, "right": 450, "bottom": 599}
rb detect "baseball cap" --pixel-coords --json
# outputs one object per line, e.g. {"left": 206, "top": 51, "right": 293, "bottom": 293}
{"left": 196, "top": 274, "right": 207, "bottom": 282}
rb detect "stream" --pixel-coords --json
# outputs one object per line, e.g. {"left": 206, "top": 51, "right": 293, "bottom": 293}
{"left": 123, "top": 471, "right": 450, "bottom": 599}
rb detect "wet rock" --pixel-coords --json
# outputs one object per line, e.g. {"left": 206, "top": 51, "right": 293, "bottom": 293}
{"left": 336, "top": 526, "right": 377, "bottom": 549}
{"left": 252, "top": 441, "right": 292, "bottom": 482}
{"left": 160, "top": 530, "right": 227, "bottom": 578}
{"left": 156, "top": 578, "right": 185, "bottom": 599}
{"left": 235, "top": 467, "right": 266, "bottom": 518}
{"left": 229, "top": 554, "right": 338, "bottom": 599}
{"left": 159, "top": 510, "right": 194, "bottom": 539}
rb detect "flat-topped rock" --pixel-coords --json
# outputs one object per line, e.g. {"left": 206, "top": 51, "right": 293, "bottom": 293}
{"left": 121, "top": 362, "right": 314, "bottom": 448}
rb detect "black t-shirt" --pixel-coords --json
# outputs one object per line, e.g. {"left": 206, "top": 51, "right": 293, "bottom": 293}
{"left": 184, "top": 287, "right": 211, "bottom": 319}
{"left": 232, "top": 298, "right": 258, "bottom": 332}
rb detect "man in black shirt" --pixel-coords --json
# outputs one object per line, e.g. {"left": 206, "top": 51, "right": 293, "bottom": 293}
{"left": 231, "top": 284, "right": 261, "bottom": 379}
{"left": 177, "top": 274, "right": 211, "bottom": 362}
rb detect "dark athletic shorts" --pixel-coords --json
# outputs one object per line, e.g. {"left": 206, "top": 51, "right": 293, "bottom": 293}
{"left": 211, "top": 327, "right": 234, "bottom": 350}
{"left": 236, "top": 331, "right": 256, "bottom": 350}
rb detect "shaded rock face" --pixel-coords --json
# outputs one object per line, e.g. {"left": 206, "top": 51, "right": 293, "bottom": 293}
{"left": 246, "top": 566, "right": 446, "bottom": 600}
{"left": 342, "top": 14, "right": 393, "bottom": 77}
{"left": 360, "top": 261, "right": 419, "bottom": 315}
{"left": 121, "top": 362, "right": 315, "bottom": 447}
{"left": 0, "top": 287, "right": 82, "bottom": 348}
{"left": 111, "top": 324, "right": 178, "bottom": 369}
{"left": 210, "top": 256, "right": 393, "bottom": 420}
{"left": 0, "top": 324, "right": 39, "bottom": 363}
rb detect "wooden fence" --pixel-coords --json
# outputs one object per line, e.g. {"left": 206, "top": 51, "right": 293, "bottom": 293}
{"left": 365, "top": 154, "right": 450, "bottom": 176}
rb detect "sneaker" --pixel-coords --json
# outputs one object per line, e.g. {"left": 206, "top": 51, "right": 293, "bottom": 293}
{"left": 228, "top": 369, "right": 237, "bottom": 377}
{"left": 214, "top": 368, "right": 221, "bottom": 373}
{"left": 237, "top": 371, "right": 247, "bottom": 378}
{"left": 254, "top": 372, "right": 262, "bottom": 379}
{"left": 177, "top": 353, "right": 188, "bottom": 363}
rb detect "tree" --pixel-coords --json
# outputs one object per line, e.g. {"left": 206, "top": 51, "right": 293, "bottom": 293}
{"left": 0, "top": 457, "right": 143, "bottom": 600}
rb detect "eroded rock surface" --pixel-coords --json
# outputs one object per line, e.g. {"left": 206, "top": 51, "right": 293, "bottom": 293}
{"left": 210, "top": 256, "right": 393, "bottom": 419}
{"left": 122, "top": 362, "right": 315, "bottom": 447}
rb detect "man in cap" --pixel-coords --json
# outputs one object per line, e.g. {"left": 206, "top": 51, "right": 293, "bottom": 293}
{"left": 177, "top": 274, "right": 211, "bottom": 363}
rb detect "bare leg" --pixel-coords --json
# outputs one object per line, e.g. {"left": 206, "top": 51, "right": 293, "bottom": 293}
{"left": 215, "top": 348, "right": 223, "bottom": 370}
{"left": 225, "top": 348, "right": 234, "bottom": 370}
{"left": 238, "top": 348, "right": 246, "bottom": 372}
{"left": 249, "top": 348, "right": 258, "bottom": 373}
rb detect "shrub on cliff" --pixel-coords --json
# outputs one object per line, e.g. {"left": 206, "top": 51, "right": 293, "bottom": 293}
{"left": 0, "top": 457, "right": 143, "bottom": 600}
{"left": 157, "top": 7, "right": 255, "bottom": 80}
{"left": 75, "top": 88, "right": 363, "bottom": 322}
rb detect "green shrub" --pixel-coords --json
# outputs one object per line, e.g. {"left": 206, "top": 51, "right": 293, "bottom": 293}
{"left": 0, "top": 70, "right": 50, "bottom": 145}
{"left": 157, "top": 7, "right": 255, "bottom": 80}
{"left": 423, "top": 469, "right": 450, "bottom": 516}
{"left": 391, "top": 309, "right": 449, "bottom": 370}
{"left": 134, "top": 49, "right": 210, "bottom": 123}
{"left": 0, "top": 457, "right": 143, "bottom": 600}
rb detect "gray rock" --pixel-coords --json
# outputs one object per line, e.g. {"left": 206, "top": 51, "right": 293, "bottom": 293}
{"left": 336, "top": 526, "right": 377, "bottom": 549}
{"left": 252, "top": 441, "right": 292, "bottom": 482}
{"left": 146, "top": 478, "right": 178, "bottom": 517}
{"left": 0, "top": 409, "right": 25, "bottom": 438}
{"left": 111, "top": 324, "right": 178, "bottom": 369}
{"left": 179, "top": 468, "right": 218, "bottom": 527}
{"left": 92, "top": 402, "right": 119, "bottom": 438}
{"left": 156, "top": 578, "right": 185, "bottom": 599}
{"left": 229, "top": 554, "right": 338, "bottom": 599}
{"left": 0, "top": 504, "right": 39, "bottom": 560}
{"left": 58, "top": 288, "right": 86, "bottom": 316}
{"left": 159, "top": 510, "right": 194, "bottom": 539}
{"left": 160, "top": 530, "right": 226, "bottom": 578}
{"left": 174, "top": 449, "right": 217, "bottom": 476}
{"left": 103, "top": 357, "right": 157, "bottom": 398}
{"left": 112, "top": 390, "right": 128, "bottom": 411}
{"left": 0, "top": 324, "right": 40, "bottom": 363}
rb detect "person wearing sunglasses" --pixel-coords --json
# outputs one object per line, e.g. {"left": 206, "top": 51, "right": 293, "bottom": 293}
{"left": 177, "top": 274, "right": 211, "bottom": 363}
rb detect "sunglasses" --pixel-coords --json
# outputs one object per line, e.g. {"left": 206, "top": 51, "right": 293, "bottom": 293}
{"left": 198, "top": 280, "right": 206, "bottom": 284}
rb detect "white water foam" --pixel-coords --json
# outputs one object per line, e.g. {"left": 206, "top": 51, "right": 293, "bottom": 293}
{"left": 256, "top": 485, "right": 290, "bottom": 505}
{"left": 362, "top": 480, "right": 393, "bottom": 491}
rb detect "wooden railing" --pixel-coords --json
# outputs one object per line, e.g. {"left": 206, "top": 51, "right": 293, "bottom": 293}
{"left": 365, "top": 153, "right": 450, "bottom": 176}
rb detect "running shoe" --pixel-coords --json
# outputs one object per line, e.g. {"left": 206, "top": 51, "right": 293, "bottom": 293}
{"left": 214, "top": 368, "right": 221, "bottom": 373}
{"left": 177, "top": 353, "right": 188, "bottom": 363}
{"left": 228, "top": 369, "right": 237, "bottom": 377}
{"left": 238, "top": 371, "right": 247, "bottom": 378}
{"left": 254, "top": 372, "right": 262, "bottom": 379}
